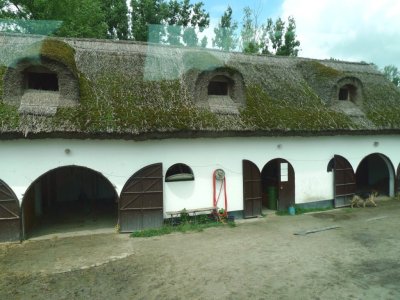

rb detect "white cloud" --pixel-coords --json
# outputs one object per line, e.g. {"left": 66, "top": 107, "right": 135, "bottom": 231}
{"left": 281, "top": 0, "right": 400, "bottom": 68}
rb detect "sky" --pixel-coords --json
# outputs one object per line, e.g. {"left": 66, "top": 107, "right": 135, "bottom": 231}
{"left": 200, "top": 0, "right": 400, "bottom": 70}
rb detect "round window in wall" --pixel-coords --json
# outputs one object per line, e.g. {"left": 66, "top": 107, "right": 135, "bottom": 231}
{"left": 165, "top": 163, "right": 194, "bottom": 182}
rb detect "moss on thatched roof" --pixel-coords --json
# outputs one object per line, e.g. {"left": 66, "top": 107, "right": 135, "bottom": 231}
{"left": 0, "top": 33, "right": 400, "bottom": 140}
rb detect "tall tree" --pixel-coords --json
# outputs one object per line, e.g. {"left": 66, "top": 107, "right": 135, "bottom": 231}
{"left": 131, "top": 0, "right": 167, "bottom": 42}
{"left": 383, "top": 65, "right": 400, "bottom": 87}
{"left": 270, "top": 17, "right": 300, "bottom": 56}
{"left": 101, "top": 0, "right": 129, "bottom": 40}
{"left": 131, "top": 0, "right": 209, "bottom": 47}
{"left": 212, "top": 6, "right": 238, "bottom": 52}
{"left": 240, "top": 6, "right": 261, "bottom": 54}
{"left": 0, "top": 0, "right": 108, "bottom": 38}
{"left": 240, "top": 6, "right": 300, "bottom": 56}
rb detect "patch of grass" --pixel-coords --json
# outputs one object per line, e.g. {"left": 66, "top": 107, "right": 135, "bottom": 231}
{"left": 130, "top": 217, "right": 235, "bottom": 238}
{"left": 131, "top": 226, "right": 174, "bottom": 238}
{"left": 302, "top": 61, "right": 343, "bottom": 79}
{"left": 242, "top": 84, "right": 355, "bottom": 131}
{"left": 294, "top": 206, "right": 332, "bottom": 215}
{"left": 275, "top": 210, "right": 290, "bottom": 216}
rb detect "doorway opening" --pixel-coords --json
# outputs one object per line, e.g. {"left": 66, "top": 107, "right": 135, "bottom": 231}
{"left": 22, "top": 166, "right": 118, "bottom": 239}
{"left": 261, "top": 158, "right": 295, "bottom": 211}
{"left": 355, "top": 153, "right": 395, "bottom": 197}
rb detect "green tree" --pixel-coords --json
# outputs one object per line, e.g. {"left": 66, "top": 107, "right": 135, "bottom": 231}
{"left": 240, "top": 6, "right": 261, "bottom": 54}
{"left": 383, "top": 65, "right": 400, "bottom": 87}
{"left": 240, "top": 6, "right": 300, "bottom": 56}
{"left": 212, "top": 6, "right": 238, "bottom": 52}
{"left": 131, "top": 0, "right": 167, "bottom": 42}
{"left": 274, "top": 16, "right": 300, "bottom": 56}
{"left": 131, "top": 0, "right": 209, "bottom": 46}
{"left": 101, "top": 0, "right": 129, "bottom": 40}
{"left": 199, "top": 35, "right": 207, "bottom": 48}
{"left": 0, "top": 0, "right": 108, "bottom": 38}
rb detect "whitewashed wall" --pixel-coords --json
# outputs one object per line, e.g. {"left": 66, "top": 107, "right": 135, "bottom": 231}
{"left": 0, "top": 135, "right": 398, "bottom": 214}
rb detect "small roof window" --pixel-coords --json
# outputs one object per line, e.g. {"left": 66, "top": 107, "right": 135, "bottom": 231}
{"left": 166, "top": 163, "right": 194, "bottom": 182}
{"left": 338, "top": 84, "right": 357, "bottom": 102}
{"left": 26, "top": 71, "right": 59, "bottom": 91}
{"left": 208, "top": 75, "right": 231, "bottom": 96}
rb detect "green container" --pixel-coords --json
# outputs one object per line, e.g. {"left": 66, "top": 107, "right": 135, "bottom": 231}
{"left": 267, "top": 186, "right": 277, "bottom": 210}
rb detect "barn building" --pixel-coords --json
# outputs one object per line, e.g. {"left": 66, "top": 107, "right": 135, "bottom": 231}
{"left": 1, "top": 33, "right": 400, "bottom": 242}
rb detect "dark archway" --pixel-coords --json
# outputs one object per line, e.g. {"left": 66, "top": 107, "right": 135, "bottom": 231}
{"left": 22, "top": 166, "right": 118, "bottom": 239}
{"left": 355, "top": 153, "right": 395, "bottom": 197}
{"left": 261, "top": 158, "right": 295, "bottom": 211}
{"left": 0, "top": 180, "right": 20, "bottom": 242}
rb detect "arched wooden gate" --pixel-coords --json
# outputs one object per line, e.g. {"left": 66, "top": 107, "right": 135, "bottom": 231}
{"left": 119, "top": 163, "right": 163, "bottom": 232}
{"left": 333, "top": 155, "right": 356, "bottom": 207}
{"left": 0, "top": 180, "right": 20, "bottom": 242}
{"left": 242, "top": 160, "right": 262, "bottom": 218}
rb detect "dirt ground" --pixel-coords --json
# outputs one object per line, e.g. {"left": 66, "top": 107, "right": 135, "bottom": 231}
{"left": 1, "top": 198, "right": 400, "bottom": 300}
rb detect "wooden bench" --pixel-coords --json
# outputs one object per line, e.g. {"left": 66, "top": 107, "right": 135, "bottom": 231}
{"left": 166, "top": 207, "right": 216, "bottom": 224}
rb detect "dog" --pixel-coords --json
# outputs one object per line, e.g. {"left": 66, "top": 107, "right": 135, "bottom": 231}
{"left": 350, "top": 191, "right": 378, "bottom": 208}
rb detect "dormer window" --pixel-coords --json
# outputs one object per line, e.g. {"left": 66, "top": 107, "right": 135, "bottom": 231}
{"left": 338, "top": 84, "right": 356, "bottom": 101}
{"left": 333, "top": 77, "right": 363, "bottom": 106}
{"left": 25, "top": 67, "right": 59, "bottom": 91}
{"left": 208, "top": 76, "right": 230, "bottom": 96}
{"left": 194, "top": 68, "right": 245, "bottom": 115}
{"left": 2, "top": 39, "right": 79, "bottom": 116}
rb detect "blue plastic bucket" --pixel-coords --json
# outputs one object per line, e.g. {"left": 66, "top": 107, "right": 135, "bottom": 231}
{"left": 288, "top": 206, "right": 296, "bottom": 216}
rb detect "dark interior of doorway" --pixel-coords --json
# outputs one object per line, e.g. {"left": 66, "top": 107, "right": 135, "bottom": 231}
{"left": 261, "top": 161, "right": 279, "bottom": 210}
{"left": 356, "top": 155, "right": 390, "bottom": 196}
{"left": 22, "top": 166, "right": 118, "bottom": 239}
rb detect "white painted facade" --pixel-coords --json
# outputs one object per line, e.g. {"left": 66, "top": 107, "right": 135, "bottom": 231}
{"left": 0, "top": 135, "right": 398, "bottom": 215}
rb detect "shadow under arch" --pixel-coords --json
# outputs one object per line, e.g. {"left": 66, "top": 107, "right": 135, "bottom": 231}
{"left": 355, "top": 153, "right": 395, "bottom": 197}
{"left": 22, "top": 165, "right": 118, "bottom": 239}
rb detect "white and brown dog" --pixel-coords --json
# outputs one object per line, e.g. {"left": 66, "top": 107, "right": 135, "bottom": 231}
{"left": 351, "top": 191, "right": 378, "bottom": 208}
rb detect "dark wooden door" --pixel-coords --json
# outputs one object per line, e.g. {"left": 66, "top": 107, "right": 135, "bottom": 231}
{"left": 334, "top": 155, "right": 356, "bottom": 207}
{"left": 0, "top": 180, "right": 20, "bottom": 242}
{"left": 277, "top": 159, "right": 295, "bottom": 211}
{"left": 119, "top": 163, "right": 163, "bottom": 232}
{"left": 243, "top": 160, "right": 262, "bottom": 218}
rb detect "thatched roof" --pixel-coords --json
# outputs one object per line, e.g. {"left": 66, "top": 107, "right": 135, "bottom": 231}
{"left": 1, "top": 33, "right": 399, "bottom": 140}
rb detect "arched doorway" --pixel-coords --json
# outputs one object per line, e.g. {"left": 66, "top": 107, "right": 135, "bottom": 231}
{"left": 0, "top": 180, "right": 20, "bottom": 242}
{"left": 22, "top": 166, "right": 118, "bottom": 239}
{"left": 355, "top": 153, "right": 395, "bottom": 197}
{"left": 119, "top": 163, "right": 163, "bottom": 232}
{"left": 261, "top": 158, "right": 295, "bottom": 211}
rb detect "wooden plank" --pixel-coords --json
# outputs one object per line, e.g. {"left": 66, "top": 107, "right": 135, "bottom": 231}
{"left": 294, "top": 226, "right": 341, "bottom": 236}
{"left": 122, "top": 191, "right": 163, "bottom": 195}
{"left": 166, "top": 207, "right": 215, "bottom": 215}
{"left": 120, "top": 207, "right": 163, "bottom": 211}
